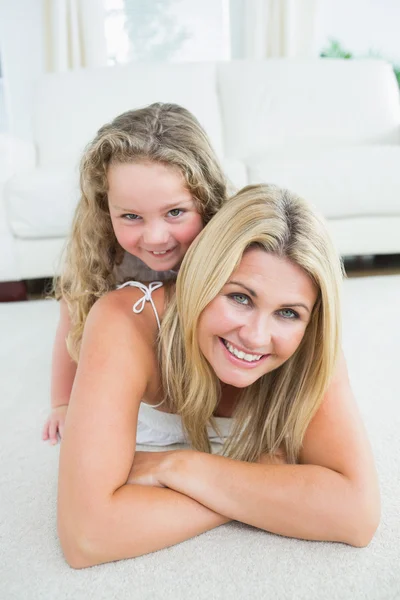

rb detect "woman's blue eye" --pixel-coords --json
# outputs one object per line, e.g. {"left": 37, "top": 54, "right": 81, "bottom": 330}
{"left": 230, "top": 293, "right": 250, "bottom": 305}
{"left": 122, "top": 213, "right": 141, "bottom": 221}
{"left": 168, "top": 208, "right": 183, "bottom": 217}
{"left": 278, "top": 308, "right": 299, "bottom": 319}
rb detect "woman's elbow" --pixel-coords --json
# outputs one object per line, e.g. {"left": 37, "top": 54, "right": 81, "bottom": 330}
{"left": 346, "top": 492, "right": 381, "bottom": 548}
{"left": 58, "top": 525, "right": 97, "bottom": 569}
{"left": 352, "top": 511, "right": 380, "bottom": 548}
{"left": 57, "top": 510, "right": 106, "bottom": 569}
{"left": 348, "top": 520, "right": 379, "bottom": 548}
{"left": 61, "top": 542, "right": 95, "bottom": 570}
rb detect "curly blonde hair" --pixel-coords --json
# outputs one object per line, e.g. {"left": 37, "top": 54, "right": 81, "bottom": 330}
{"left": 55, "top": 102, "right": 228, "bottom": 360}
{"left": 159, "top": 184, "right": 344, "bottom": 464}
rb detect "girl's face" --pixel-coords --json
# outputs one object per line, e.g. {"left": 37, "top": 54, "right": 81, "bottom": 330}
{"left": 108, "top": 161, "right": 203, "bottom": 271}
{"left": 198, "top": 248, "right": 318, "bottom": 388}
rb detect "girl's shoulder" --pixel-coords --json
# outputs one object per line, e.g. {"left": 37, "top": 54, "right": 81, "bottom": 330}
{"left": 80, "top": 284, "right": 164, "bottom": 384}
{"left": 92, "top": 281, "right": 170, "bottom": 336}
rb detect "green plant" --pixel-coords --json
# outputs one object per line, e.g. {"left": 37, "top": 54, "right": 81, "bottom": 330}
{"left": 320, "top": 39, "right": 400, "bottom": 87}
{"left": 320, "top": 39, "right": 353, "bottom": 59}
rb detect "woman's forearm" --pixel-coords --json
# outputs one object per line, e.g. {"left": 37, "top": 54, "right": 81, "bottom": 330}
{"left": 59, "top": 483, "right": 230, "bottom": 569}
{"left": 160, "top": 451, "right": 377, "bottom": 547}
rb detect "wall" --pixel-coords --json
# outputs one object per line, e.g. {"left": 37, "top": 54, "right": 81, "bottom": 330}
{"left": 314, "top": 0, "right": 400, "bottom": 63}
{"left": 1, "top": 0, "right": 399, "bottom": 138}
{"left": 0, "top": 0, "right": 45, "bottom": 139}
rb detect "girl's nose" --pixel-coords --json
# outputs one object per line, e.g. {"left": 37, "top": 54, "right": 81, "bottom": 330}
{"left": 142, "top": 223, "right": 170, "bottom": 246}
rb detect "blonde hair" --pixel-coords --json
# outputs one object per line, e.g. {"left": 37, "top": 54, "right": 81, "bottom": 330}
{"left": 55, "top": 103, "right": 228, "bottom": 360}
{"left": 159, "top": 184, "right": 344, "bottom": 464}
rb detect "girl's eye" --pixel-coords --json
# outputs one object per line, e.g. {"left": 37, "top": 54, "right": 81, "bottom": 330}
{"left": 278, "top": 308, "right": 299, "bottom": 319}
{"left": 229, "top": 293, "right": 250, "bottom": 306}
{"left": 168, "top": 208, "right": 183, "bottom": 217}
{"left": 122, "top": 213, "right": 141, "bottom": 221}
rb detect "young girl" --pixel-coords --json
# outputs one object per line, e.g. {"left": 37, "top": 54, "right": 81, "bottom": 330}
{"left": 58, "top": 184, "right": 380, "bottom": 568}
{"left": 42, "top": 102, "right": 228, "bottom": 443}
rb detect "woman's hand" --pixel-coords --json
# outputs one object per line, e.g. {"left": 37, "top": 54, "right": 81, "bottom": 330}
{"left": 258, "top": 446, "right": 287, "bottom": 465}
{"left": 127, "top": 446, "right": 288, "bottom": 488}
{"left": 127, "top": 446, "right": 288, "bottom": 489}
{"left": 127, "top": 450, "right": 185, "bottom": 487}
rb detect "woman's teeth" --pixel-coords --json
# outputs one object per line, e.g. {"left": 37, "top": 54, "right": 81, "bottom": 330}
{"left": 223, "top": 339, "right": 263, "bottom": 362}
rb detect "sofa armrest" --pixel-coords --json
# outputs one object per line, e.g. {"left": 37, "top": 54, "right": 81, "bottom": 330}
{"left": 0, "top": 180, "right": 20, "bottom": 280}
{"left": 0, "top": 135, "right": 35, "bottom": 281}
{"left": 0, "top": 134, "right": 36, "bottom": 182}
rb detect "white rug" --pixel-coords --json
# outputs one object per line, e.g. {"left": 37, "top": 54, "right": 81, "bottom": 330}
{"left": 1, "top": 275, "right": 399, "bottom": 600}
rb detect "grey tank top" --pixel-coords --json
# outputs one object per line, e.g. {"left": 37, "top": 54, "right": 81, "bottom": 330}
{"left": 116, "top": 280, "right": 233, "bottom": 447}
{"left": 114, "top": 253, "right": 177, "bottom": 285}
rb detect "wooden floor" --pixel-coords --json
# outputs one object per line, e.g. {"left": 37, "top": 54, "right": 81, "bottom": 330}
{"left": 344, "top": 253, "right": 400, "bottom": 278}
{"left": 26, "top": 278, "right": 54, "bottom": 300}
{"left": 2, "top": 254, "right": 399, "bottom": 302}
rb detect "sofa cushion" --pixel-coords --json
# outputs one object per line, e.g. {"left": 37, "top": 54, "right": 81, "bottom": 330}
{"left": 248, "top": 146, "right": 400, "bottom": 218}
{"left": 0, "top": 135, "right": 36, "bottom": 181}
{"left": 221, "top": 158, "right": 248, "bottom": 192}
{"left": 33, "top": 63, "right": 224, "bottom": 169}
{"left": 5, "top": 169, "right": 80, "bottom": 239}
{"left": 218, "top": 59, "right": 400, "bottom": 160}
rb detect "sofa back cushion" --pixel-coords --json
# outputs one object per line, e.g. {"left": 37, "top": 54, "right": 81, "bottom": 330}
{"left": 218, "top": 59, "right": 400, "bottom": 160}
{"left": 33, "top": 62, "right": 223, "bottom": 169}
{"left": 248, "top": 146, "right": 400, "bottom": 218}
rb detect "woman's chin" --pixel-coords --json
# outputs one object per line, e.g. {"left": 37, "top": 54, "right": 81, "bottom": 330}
{"left": 216, "top": 368, "right": 261, "bottom": 389}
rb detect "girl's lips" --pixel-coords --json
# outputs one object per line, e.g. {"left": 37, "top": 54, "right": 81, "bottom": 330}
{"left": 219, "top": 337, "right": 270, "bottom": 369}
{"left": 145, "top": 246, "right": 177, "bottom": 257}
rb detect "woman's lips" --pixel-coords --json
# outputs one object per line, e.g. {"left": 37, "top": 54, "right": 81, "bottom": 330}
{"left": 219, "top": 337, "right": 271, "bottom": 369}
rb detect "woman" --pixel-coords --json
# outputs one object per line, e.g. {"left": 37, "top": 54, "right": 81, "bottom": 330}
{"left": 58, "top": 184, "right": 380, "bottom": 568}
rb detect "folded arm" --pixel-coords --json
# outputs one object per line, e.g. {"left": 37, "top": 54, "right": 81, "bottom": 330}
{"left": 57, "top": 289, "right": 229, "bottom": 569}
{"left": 157, "top": 352, "right": 380, "bottom": 547}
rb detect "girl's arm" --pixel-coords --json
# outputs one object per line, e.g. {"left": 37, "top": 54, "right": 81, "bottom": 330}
{"left": 156, "top": 351, "right": 380, "bottom": 547}
{"left": 50, "top": 299, "right": 77, "bottom": 408}
{"left": 42, "top": 299, "right": 77, "bottom": 443}
{"left": 57, "top": 289, "right": 229, "bottom": 570}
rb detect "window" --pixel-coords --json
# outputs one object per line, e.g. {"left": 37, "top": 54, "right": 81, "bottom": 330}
{"left": 104, "top": 0, "right": 231, "bottom": 65}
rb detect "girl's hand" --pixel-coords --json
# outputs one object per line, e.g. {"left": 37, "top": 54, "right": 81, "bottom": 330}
{"left": 127, "top": 450, "right": 184, "bottom": 487}
{"left": 42, "top": 405, "right": 68, "bottom": 445}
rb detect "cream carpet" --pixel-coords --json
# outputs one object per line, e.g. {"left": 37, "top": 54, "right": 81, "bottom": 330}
{"left": 1, "top": 275, "right": 399, "bottom": 600}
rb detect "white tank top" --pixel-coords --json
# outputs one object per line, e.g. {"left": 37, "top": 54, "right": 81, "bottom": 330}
{"left": 117, "top": 280, "right": 233, "bottom": 446}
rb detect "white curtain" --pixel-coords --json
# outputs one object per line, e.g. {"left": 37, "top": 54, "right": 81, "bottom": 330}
{"left": 239, "top": 0, "right": 318, "bottom": 59}
{"left": 44, "top": 0, "right": 107, "bottom": 72}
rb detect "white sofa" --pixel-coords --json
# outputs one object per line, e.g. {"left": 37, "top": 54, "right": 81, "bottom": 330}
{"left": 1, "top": 58, "right": 400, "bottom": 283}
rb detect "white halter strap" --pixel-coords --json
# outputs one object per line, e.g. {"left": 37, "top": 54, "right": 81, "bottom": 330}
{"left": 117, "top": 281, "right": 163, "bottom": 330}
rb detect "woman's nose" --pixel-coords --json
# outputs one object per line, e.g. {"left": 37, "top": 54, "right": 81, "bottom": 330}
{"left": 239, "top": 314, "right": 272, "bottom": 352}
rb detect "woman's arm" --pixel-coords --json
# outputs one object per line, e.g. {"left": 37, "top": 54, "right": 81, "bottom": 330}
{"left": 155, "top": 352, "right": 380, "bottom": 547}
{"left": 57, "top": 289, "right": 229, "bottom": 569}
{"left": 43, "top": 299, "right": 77, "bottom": 442}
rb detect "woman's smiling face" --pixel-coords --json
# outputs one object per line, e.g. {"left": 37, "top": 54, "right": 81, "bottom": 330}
{"left": 197, "top": 248, "right": 318, "bottom": 388}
